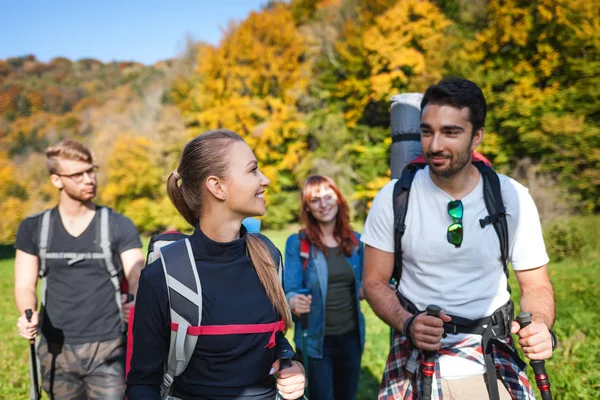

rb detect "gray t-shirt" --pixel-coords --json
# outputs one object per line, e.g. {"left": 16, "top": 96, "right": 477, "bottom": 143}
{"left": 324, "top": 246, "right": 357, "bottom": 336}
{"left": 15, "top": 206, "right": 142, "bottom": 344}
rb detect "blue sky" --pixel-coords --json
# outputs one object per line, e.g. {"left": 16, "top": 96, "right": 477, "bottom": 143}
{"left": 0, "top": 0, "right": 268, "bottom": 65}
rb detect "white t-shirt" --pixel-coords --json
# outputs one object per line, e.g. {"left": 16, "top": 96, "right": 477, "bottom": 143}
{"left": 361, "top": 166, "right": 549, "bottom": 379}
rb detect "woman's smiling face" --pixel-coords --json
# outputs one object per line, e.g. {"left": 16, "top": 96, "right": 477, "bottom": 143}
{"left": 306, "top": 184, "right": 339, "bottom": 225}
{"left": 222, "top": 140, "right": 270, "bottom": 218}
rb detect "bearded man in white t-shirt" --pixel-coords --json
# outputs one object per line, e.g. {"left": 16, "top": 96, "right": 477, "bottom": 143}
{"left": 361, "top": 78, "right": 555, "bottom": 400}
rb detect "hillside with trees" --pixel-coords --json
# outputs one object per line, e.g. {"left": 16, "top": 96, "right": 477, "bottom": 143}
{"left": 1, "top": 0, "right": 599, "bottom": 243}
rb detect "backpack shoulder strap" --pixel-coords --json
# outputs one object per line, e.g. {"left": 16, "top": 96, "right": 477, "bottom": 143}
{"left": 253, "top": 233, "right": 284, "bottom": 287}
{"left": 146, "top": 231, "right": 189, "bottom": 265}
{"left": 38, "top": 209, "right": 53, "bottom": 277}
{"left": 98, "top": 207, "right": 123, "bottom": 318}
{"left": 350, "top": 232, "right": 359, "bottom": 248}
{"left": 299, "top": 231, "right": 310, "bottom": 271}
{"left": 475, "top": 162, "right": 510, "bottom": 283}
{"left": 159, "top": 238, "right": 202, "bottom": 397}
{"left": 392, "top": 164, "right": 421, "bottom": 284}
{"left": 38, "top": 209, "right": 53, "bottom": 309}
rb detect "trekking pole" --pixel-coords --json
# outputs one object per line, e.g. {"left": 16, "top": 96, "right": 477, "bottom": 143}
{"left": 25, "top": 309, "right": 41, "bottom": 400}
{"left": 516, "top": 312, "right": 552, "bottom": 400}
{"left": 276, "top": 348, "right": 307, "bottom": 400}
{"left": 297, "top": 288, "right": 310, "bottom": 399}
{"left": 422, "top": 305, "right": 441, "bottom": 400}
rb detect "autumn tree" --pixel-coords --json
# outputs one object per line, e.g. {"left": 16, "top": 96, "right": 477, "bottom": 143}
{"left": 0, "top": 153, "right": 29, "bottom": 243}
{"left": 178, "top": 4, "right": 310, "bottom": 227}
{"left": 473, "top": 0, "right": 600, "bottom": 211}
{"left": 331, "top": 0, "right": 457, "bottom": 127}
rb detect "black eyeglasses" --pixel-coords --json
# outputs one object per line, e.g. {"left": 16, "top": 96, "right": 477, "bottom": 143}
{"left": 55, "top": 166, "right": 99, "bottom": 183}
{"left": 447, "top": 200, "right": 463, "bottom": 248}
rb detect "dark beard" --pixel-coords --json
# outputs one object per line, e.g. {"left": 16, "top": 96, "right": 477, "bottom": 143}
{"left": 425, "top": 146, "right": 472, "bottom": 178}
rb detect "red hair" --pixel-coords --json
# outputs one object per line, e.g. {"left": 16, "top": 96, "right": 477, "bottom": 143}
{"left": 300, "top": 175, "right": 355, "bottom": 257}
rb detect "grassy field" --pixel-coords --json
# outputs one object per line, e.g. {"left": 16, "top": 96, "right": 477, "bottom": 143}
{"left": 1, "top": 219, "right": 599, "bottom": 399}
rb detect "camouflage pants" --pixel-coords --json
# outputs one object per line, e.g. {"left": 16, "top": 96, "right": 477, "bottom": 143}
{"left": 38, "top": 335, "right": 126, "bottom": 400}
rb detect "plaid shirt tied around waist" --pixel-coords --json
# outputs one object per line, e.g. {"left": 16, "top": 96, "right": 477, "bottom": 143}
{"left": 378, "top": 332, "right": 535, "bottom": 400}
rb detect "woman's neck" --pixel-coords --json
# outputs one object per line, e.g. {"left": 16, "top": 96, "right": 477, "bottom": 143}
{"left": 319, "top": 220, "right": 338, "bottom": 247}
{"left": 199, "top": 213, "right": 242, "bottom": 243}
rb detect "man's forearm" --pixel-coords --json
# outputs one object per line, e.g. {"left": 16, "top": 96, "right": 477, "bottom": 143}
{"left": 520, "top": 284, "right": 555, "bottom": 328}
{"left": 364, "top": 280, "right": 412, "bottom": 332}
{"left": 15, "top": 287, "right": 37, "bottom": 314}
{"left": 126, "top": 264, "right": 142, "bottom": 296}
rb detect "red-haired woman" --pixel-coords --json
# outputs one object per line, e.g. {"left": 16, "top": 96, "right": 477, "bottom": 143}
{"left": 284, "top": 175, "right": 365, "bottom": 400}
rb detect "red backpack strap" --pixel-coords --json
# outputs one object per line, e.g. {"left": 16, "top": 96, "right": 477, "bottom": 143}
{"left": 301, "top": 233, "right": 358, "bottom": 265}
{"left": 171, "top": 319, "right": 285, "bottom": 349}
{"left": 300, "top": 237, "right": 310, "bottom": 271}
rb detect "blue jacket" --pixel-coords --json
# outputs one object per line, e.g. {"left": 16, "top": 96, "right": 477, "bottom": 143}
{"left": 284, "top": 232, "right": 366, "bottom": 359}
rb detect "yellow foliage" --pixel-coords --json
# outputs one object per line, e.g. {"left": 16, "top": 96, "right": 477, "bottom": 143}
{"left": 102, "top": 134, "right": 164, "bottom": 211}
{"left": 352, "top": 176, "right": 390, "bottom": 210}
{"left": 0, "top": 196, "right": 28, "bottom": 243}
{"left": 0, "top": 154, "right": 29, "bottom": 243}
{"left": 336, "top": 0, "right": 454, "bottom": 125}
{"left": 26, "top": 91, "right": 44, "bottom": 114}
{"left": 178, "top": 4, "right": 310, "bottom": 202}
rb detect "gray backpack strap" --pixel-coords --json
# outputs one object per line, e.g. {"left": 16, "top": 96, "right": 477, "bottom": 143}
{"left": 159, "top": 239, "right": 202, "bottom": 399}
{"left": 147, "top": 240, "right": 173, "bottom": 265}
{"left": 99, "top": 207, "right": 123, "bottom": 318}
{"left": 38, "top": 210, "right": 51, "bottom": 277}
{"left": 38, "top": 210, "right": 52, "bottom": 306}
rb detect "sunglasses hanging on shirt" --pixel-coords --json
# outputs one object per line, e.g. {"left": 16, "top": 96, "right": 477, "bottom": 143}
{"left": 447, "top": 200, "right": 463, "bottom": 248}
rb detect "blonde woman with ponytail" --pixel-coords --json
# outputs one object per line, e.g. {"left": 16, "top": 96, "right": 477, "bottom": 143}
{"left": 127, "top": 130, "right": 305, "bottom": 400}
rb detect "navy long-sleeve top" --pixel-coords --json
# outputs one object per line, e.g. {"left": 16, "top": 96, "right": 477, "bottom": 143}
{"left": 126, "top": 225, "right": 295, "bottom": 400}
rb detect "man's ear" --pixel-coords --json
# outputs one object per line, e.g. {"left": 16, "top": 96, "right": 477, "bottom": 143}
{"left": 471, "top": 127, "right": 484, "bottom": 151}
{"left": 205, "top": 176, "right": 226, "bottom": 201}
{"left": 50, "top": 174, "right": 63, "bottom": 190}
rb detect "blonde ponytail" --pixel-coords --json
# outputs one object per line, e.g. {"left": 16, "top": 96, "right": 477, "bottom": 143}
{"left": 246, "top": 235, "right": 292, "bottom": 330}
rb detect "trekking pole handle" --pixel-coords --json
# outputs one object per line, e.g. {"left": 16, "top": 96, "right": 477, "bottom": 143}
{"left": 278, "top": 348, "right": 295, "bottom": 370}
{"left": 296, "top": 288, "right": 310, "bottom": 330}
{"left": 426, "top": 305, "right": 442, "bottom": 318}
{"left": 516, "top": 312, "right": 552, "bottom": 400}
{"left": 25, "top": 309, "right": 35, "bottom": 344}
{"left": 421, "top": 305, "right": 442, "bottom": 400}
{"left": 277, "top": 354, "right": 306, "bottom": 400}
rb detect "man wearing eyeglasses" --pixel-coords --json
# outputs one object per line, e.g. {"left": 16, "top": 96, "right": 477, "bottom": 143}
{"left": 362, "top": 78, "right": 554, "bottom": 399}
{"left": 14, "top": 139, "right": 144, "bottom": 399}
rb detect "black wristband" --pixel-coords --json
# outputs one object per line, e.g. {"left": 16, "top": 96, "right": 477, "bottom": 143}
{"left": 403, "top": 315, "right": 416, "bottom": 345}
